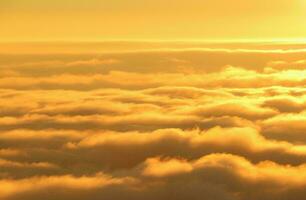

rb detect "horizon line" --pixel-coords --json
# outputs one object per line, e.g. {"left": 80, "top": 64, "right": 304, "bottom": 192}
{"left": 2, "top": 38, "right": 306, "bottom": 44}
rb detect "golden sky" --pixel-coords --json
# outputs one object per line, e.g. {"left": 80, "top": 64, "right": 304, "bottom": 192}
{"left": 1, "top": 0, "right": 306, "bottom": 41}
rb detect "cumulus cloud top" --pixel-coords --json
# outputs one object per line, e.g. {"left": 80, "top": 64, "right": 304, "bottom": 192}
{"left": 0, "top": 43, "right": 305, "bottom": 200}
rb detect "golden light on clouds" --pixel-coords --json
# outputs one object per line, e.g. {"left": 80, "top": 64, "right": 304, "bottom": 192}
{"left": 0, "top": 1, "right": 306, "bottom": 200}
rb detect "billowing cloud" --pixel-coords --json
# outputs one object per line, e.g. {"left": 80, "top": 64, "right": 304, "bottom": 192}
{"left": 0, "top": 43, "right": 305, "bottom": 199}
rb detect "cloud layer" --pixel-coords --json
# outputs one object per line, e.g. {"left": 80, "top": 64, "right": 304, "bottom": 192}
{"left": 0, "top": 43, "right": 305, "bottom": 200}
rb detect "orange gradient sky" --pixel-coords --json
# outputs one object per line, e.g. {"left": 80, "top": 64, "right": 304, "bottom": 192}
{"left": 1, "top": 0, "right": 306, "bottom": 41}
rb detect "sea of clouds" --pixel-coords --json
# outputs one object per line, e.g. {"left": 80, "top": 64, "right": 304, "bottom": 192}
{"left": 0, "top": 43, "right": 305, "bottom": 200}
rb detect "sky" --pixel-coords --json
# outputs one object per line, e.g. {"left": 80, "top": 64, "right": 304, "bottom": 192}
{"left": 0, "top": 0, "right": 306, "bottom": 41}
{"left": 0, "top": 1, "right": 306, "bottom": 200}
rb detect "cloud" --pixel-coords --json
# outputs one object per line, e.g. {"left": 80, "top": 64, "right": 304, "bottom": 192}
{"left": 185, "top": 102, "right": 278, "bottom": 120}
{"left": 141, "top": 154, "right": 306, "bottom": 200}
{"left": 142, "top": 153, "right": 306, "bottom": 184}
{"left": 0, "top": 66, "right": 305, "bottom": 90}
{"left": 267, "top": 60, "right": 306, "bottom": 70}
{"left": 0, "top": 44, "right": 305, "bottom": 199}
{"left": 63, "top": 127, "right": 306, "bottom": 169}
{"left": 1, "top": 154, "right": 306, "bottom": 200}
{"left": 262, "top": 97, "right": 305, "bottom": 113}
{"left": 0, "top": 173, "right": 136, "bottom": 200}
{"left": 0, "top": 149, "right": 24, "bottom": 157}
{"left": 261, "top": 114, "right": 306, "bottom": 143}
{"left": 0, "top": 159, "right": 57, "bottom": 170}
